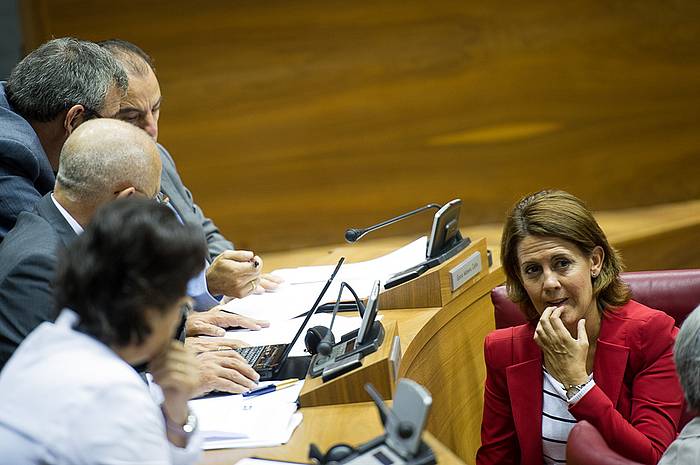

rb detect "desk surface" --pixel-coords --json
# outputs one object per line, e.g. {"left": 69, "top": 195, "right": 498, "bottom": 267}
{"left": 200, "top": 237, "right": 499, "bottom": 465}
{"left": 199, "top": 402, "right": 465, "bottom": 465}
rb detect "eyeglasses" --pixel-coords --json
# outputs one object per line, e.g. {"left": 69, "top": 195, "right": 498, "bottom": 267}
{"left": 112, "top": 189, "right": 169, "bottom": 205}
{"left": 154, "top": 192, "right": 170, "bottom": 205}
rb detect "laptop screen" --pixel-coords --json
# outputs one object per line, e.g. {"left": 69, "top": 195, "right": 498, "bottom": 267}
{"left": 277, "top": 256, "right": 345, "bottom": 362}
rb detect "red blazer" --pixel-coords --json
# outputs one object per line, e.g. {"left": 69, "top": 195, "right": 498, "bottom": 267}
{"left": 476, "top": 300, "right": 683, "bottom": 465}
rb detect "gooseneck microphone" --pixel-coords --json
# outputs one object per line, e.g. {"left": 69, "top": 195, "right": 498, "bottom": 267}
{"left": 317, "top": 281, "right": 365, "bottom": 356}
{"left": 344, "top": 203, "right": 441, "bottom": 243}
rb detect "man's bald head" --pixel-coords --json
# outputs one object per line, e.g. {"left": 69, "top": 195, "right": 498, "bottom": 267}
{"left": 55, "top": 119, "right": 161, "bottom": 210}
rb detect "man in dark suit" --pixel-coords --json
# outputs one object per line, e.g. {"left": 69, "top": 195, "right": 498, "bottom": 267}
{"left": 98, "top": 39, "right": 283, "bottom": 299}
{"left": 0, "top": 37, "right": 127, "bottom": 240}
{"left": 2, "top": 38, "right": 271, "bottom": 316}
{"left": 0, "top": 118, "right": 160, "bottom": 368}
{"left": 0, "top": 118, "right": 260, "bottom": 395}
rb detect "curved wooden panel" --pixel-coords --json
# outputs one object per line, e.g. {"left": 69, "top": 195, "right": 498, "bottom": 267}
{"left": 399, "top": 267, "right": 505, "bottom": 462}
{"left": 20, "top": 0, "right": 700, "bottom": 254}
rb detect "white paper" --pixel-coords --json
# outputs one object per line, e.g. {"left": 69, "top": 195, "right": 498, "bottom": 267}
{"left": 234, "top": 458, "right": 307, "bottom": 465}
{"left": 223, "top": 237, "right": 427, "bottom": 322}
{"left": 189, "top": 380, "right": 305, "bottom": 450}
{"left": 224, "top": 314, "right": 381, "bottom": 357}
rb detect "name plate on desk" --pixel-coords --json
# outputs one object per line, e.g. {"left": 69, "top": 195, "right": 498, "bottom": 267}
{"left": 449, "top": 251, "right": 482, "bottom": 292}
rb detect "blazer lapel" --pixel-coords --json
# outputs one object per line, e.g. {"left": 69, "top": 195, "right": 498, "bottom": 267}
{"left": 593, "top": 316, "right": 630, "bottom": 408}
{"left": 34, "top": 193, "right": 79, "bottom": 247}
{"left": 507, "top": 339, "right": 543, "bottom": 465}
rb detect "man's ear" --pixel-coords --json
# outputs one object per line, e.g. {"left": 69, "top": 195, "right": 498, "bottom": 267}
{"left": 64, "top": 105, "right": 86, "bottom": 134}
{"left": 115, "top": 187, "right": 136, "bottom": 199}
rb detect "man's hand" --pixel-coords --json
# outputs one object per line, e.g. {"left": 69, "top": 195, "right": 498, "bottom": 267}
{"left": 192, "top": 350, "right": 260, "bottom": 397}
{"left": 256, "top": 273, "right": 284, "bottom": 293}
{"left": 206, "top": 250, "right": 262, "bottom": 298}
{"left": 185, "top": 305, "right": 269, "bottom": 337}
{"left": 185, "top": 336, "right": 248, "bottom": 353}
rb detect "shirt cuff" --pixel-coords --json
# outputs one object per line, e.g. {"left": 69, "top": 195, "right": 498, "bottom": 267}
{"left": 191, "top": 290, "right": 220, "bottom": 311}
{"left": 567, "top": 379, "right": 596, "bottom": 406}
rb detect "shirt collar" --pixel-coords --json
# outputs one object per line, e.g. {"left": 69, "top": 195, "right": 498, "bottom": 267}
{"left": 51, "top": 193, "right": 84, "bottom": 234}
{"left": 55, "top": 308, "right": 80, "bottom": 328}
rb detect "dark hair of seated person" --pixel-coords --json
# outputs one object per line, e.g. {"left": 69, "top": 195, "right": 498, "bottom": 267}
{"left": 53, "top": 197, "right": 207, "bottom": 347}
{"left": 500, "top": 189, "right": 632, "bottom": 322}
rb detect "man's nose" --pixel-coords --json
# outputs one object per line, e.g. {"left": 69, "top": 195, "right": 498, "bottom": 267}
{"left": 144, "top": 112, "right": 158, "bottom": 140}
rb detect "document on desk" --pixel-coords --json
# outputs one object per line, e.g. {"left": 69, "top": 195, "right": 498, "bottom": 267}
{"left": 223, "top": 236, "right": 427, "bottom": 322}
{"left": 224, "top": 314, "right": 381, "bottom": 357}
{"left": 189, "top": 380, "right": 305, "bottom": 450}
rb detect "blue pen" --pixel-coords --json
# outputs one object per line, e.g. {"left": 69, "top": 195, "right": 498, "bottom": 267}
{"left": 242, "top": 378, "right": 298, "bottom": 398}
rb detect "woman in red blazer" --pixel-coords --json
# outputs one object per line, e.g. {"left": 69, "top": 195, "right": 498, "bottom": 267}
{"left": 476, "top": 190, "right": 683, "bottom": 465}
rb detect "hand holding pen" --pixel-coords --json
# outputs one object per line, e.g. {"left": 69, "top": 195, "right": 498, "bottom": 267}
{"left": 206, "top": 250, "right": 264, "bottom": 297}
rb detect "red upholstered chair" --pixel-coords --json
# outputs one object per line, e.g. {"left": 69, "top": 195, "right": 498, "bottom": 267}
{"left": 491, "top": 269, "right": 700, "bottom": 329}
{"left": 566, "top": 420, "right": 644, "bottom": 465}
{"left": 490, "top": 269, "right": 700, "bottom": 428}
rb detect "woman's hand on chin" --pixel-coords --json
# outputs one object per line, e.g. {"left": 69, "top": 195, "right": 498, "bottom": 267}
{"left": 534, "top": 306, "right": 589, "bottom": 386}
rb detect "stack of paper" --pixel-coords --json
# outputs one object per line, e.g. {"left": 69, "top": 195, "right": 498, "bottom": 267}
{"left": 224, "top": 236, "right": 427, "bottom": 322}
{"left": 189, "top": 380, "right": 305, "bottom": 450}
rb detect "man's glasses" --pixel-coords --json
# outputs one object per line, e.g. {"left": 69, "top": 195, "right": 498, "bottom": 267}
{"left": 154, "top": 192, "right": 170, "bottom": 205}
{"left": 112, "top": 190, "right": 169, "bottom": 205}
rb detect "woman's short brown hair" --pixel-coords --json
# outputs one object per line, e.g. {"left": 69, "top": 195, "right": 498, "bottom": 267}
{"left": 501, "top": 190, "right": 631, "bottom": 322}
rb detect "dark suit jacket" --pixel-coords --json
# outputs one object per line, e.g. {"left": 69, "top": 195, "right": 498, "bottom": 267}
{"left": 0, "top": 194, "right": 76, "bottom": 369}
{"left": 158, "top": 143, "right": 233, "bottom": 261}
{"left": 476, "top": 300, "right": 683, "bottom": 465}
{"left": 0, "top": 81, "right": 231, "bottom": 259}
{"left": 0, "top": 82, "right": 55, "bottom": 240}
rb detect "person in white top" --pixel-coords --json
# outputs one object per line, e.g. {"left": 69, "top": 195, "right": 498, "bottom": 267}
{"left": 0, "top": 197, "right": 208, "bottom": 464}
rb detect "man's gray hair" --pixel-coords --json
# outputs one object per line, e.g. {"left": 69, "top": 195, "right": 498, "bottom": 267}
{"left": 98, "top": 39, "right": 155, "bottom": 76}
{"left": 5, "top": 37, "right": 128, "bottom": 122}
{"left": 56, "top": 120, "right": 159, "bottom": 202}
{"left": 674, "top": 305, "right": 700, "bottom": 412}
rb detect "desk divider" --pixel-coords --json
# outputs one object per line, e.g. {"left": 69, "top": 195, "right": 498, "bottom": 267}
{"left": 299, "top": 321, "right": 398, "bottom": 407}
{"left": 379, "top": 237, "right": 490, "bottom": 310}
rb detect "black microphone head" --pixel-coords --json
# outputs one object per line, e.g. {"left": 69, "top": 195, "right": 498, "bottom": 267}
{"left": 344, "top": 228, "right": 363, "bottom": 243}
{"left": 317, "top": 331, "right": 336, "bottom": 356}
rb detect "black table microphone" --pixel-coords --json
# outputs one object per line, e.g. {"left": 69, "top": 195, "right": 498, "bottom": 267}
{"left": 344, "top": 203, "right": 441, "bottom": 243}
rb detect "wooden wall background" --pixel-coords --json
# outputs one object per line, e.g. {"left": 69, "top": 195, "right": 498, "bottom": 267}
{"left": 20, "top": 0, "right": 700, "bottom": 253}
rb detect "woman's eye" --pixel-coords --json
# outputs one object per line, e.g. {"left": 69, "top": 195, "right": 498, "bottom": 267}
{"left": 555, "top": 259, "right": 571, "bottom": 269}
{"left": 524, "top": 265, "right": 539, "bottom": 276}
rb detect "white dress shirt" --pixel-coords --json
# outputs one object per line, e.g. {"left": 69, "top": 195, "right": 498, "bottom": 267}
{"left": 52, "top": 193, "right": 218, "bottom": 311}
{"left": 0, "top": 309, "right": 202, "bottom": 464}
{"left": 51, "top": 193, "right": 83, "bottom": 234}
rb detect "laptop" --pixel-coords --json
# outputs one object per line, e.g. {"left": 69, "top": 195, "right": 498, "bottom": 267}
{"left": 235, "top": 256, "right": 345, "bottom": 381}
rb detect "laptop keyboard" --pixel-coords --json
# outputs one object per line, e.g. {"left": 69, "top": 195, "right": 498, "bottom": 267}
{"left": 236, "top": 344, "right": 288, "bottom": 369}
{"left": 236, "top": 345, "right": 265, "bottom": 365}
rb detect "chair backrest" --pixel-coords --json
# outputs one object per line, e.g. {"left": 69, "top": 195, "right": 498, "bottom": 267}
{"left": 567, "top": 420, "right": 644, "bottom": 465}
{"left": 491, "top": 269, "right": 700, "bottom": 329}
{"left": 490, "top": 269, "right": 700, "bottom": 429}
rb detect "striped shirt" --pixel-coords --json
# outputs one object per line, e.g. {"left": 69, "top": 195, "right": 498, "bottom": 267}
{"left": 542, "top": 370, "right": 594, "bottom": 465}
